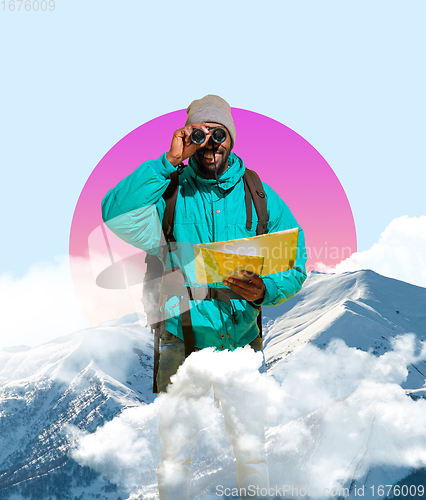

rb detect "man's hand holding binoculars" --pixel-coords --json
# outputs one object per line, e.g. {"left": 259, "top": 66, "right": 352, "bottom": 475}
{"left": 166, "top": 122, "right": 228, "bottom": 168}
{"left": 166, "top": 123, "right": 211, "bottom": 167}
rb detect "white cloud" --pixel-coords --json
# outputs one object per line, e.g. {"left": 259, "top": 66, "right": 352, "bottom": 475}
{"left": 71, "top": 337, "right": 426, "bottom": 498}
{"left": 315, "top": 216, "right": 426, "bottom": 288}
{"left": 0, "top": 250, "right": 148, "bottom": 350}
{"left": 0, "top": 255, "right": 89, "bottom": 350}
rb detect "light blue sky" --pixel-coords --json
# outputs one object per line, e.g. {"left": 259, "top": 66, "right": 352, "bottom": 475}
{"left": 1, "top": 0, "right": 425, "bottom": 277}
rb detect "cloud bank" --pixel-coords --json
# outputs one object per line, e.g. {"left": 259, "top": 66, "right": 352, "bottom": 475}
{"left": 0, "top": 255, "right": 89, "bottom": 349}
{"left": 71, "top": 335, "right": 426, "bottom": 499}
{"left": 315, "top": 216, "right": 426, "bottom": 288}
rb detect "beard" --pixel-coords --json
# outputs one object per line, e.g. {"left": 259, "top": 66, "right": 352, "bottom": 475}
{"left": 193, "top": 146, "right": 231, "bottom": 179}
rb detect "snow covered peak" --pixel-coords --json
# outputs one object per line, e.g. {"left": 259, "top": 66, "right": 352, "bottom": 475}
{"left": 0, "top": 315, "right": 153, "bottom": 390}
{"left": 264, "top": 270, "right": 426, "bottom": 390}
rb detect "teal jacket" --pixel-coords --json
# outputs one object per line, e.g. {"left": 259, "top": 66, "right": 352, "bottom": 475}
{"left": 101, "top": 152, "right": 307, "bottom": 350}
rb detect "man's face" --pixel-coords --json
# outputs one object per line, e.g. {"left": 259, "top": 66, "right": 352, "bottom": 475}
{"left": 192, "top": 123, "right": 232, "bottom": 179}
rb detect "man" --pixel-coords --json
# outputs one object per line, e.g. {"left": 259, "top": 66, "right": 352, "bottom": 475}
{"left": 101, "top": 95, "right": 307, "bottom": 499}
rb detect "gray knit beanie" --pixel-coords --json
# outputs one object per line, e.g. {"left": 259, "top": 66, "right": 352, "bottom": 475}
{"left": 185, "top": 95, "right": 236, "bottom": 149}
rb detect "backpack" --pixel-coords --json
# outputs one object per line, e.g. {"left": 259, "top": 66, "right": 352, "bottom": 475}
{"left": 142, "top": 167, "right": 269, "bottom": 392}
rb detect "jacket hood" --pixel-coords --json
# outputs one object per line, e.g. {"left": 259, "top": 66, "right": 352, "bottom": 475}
{"left": 187, "top": 152, "right": 245, "bottom": 189}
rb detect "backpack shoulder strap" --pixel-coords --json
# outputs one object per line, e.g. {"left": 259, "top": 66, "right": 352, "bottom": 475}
{"left": 243, "top": 168, "right": 269, "bottom": 235}
{"left": 151, "top": 170, "right": 180, "bottom": 393}
{"left": 162, "top": 170, "right": 179, "bottom": 242}
{"left": 243, "top": 168, "right": 269, "bottom": 339}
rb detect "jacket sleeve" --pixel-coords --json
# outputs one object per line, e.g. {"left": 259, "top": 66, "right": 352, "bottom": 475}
{"left": 101, "top": 153, "right": 176, "bottom": 254}
{"left": 255, "top": 183, "right": 307, "bottom": 307}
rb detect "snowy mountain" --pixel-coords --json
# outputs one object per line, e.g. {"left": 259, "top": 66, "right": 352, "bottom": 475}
{"left": 262, "top": 271, "right": 426, "bottom": 499}
{"left": 0, "top": 314, "right": 154, "bottom": 500}
{"left": 0, "top": 270, "right": 425, "bottom": 500}
{"left": 263, "top": 270, "right": 426, "bottom": 392}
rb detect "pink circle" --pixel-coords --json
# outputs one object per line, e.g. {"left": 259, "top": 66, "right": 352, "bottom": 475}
{"left": 70, "top": 109, "right": 356, "bottom": 325}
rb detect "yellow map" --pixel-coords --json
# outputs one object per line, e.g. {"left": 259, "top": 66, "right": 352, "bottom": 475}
{"left": 194, "top": 228, "right": 299, "bottom": 283}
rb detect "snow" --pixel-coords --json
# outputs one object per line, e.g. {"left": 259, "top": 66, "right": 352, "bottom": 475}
{"left": 264, "top": 270, "right": 426, "bottom": 391}
{"left": 1, "top": 270, "right": 426, "bottom": 499}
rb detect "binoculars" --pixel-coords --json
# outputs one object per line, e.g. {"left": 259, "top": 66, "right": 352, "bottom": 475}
{"left": 190, "top": 126, "right": 227, "bottom": 145}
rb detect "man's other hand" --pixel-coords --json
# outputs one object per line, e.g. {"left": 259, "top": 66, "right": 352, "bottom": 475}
{"left": 223, "top": 271, "right": 266, "bottom": 303}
